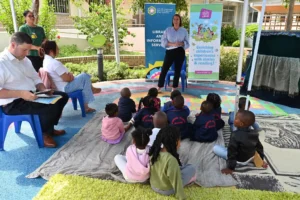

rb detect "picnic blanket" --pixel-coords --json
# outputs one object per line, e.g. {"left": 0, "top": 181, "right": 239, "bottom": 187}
{"left": 27, "top": 111, "right": 236, "bottom": 187}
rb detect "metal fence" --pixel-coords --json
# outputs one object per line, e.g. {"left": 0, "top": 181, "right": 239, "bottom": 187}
{"left": 49, "top": 0, "right": 69, "bottom": 14}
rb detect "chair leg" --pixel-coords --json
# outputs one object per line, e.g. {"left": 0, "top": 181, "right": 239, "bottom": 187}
{"left": 181, "top": 74, "right": 185, "bottom": 92}
{"left": 14, "top": 121, "right": 22, "bottom": 133}
{"left": 71, "top": 97, "right": 78, "bottom": 110}
{"left": 1, "top": 120, "right": 10, "bottom": 151}
{"left": 32, "top": 115, "right": 44, "bottom": 148}
{"left": 77, "top": 93, "right": 86, "bottom": 117}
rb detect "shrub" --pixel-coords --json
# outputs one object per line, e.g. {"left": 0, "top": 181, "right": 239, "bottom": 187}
{"left": 221, "top": 24, "right": 239, "bottom": 46}
{"left": 232, "top": 40, "right": 240, "bottom": 47}
{"left": 58, "top": 45, "right": 97, "bottom": 57}
{"left": 65, "top": 61, "right": 148, "bottom": 82}
{"left": 219, "top": 47, "right": 246, "bottom": 81}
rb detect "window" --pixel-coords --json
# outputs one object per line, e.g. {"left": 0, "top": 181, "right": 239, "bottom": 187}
{"left": 222, "top": 5, "right": 235, "bottom": 23}
{"left": 248, "top": 8, "right": 258, "bottom": 23}
{"left": 49, "top": 0, "right": 69, "bottom": 13}
{"left": 263, "top": 16, "right": 271, "bottom": 23}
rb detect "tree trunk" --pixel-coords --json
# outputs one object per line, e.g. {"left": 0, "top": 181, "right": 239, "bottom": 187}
{"left": 32, "top": 0, "right": 39, "bottom": 24}
{"left": 285, "top": 0, "right": 295, "bottom": 31}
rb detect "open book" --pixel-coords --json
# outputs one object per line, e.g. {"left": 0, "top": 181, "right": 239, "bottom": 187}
{"left": 34, "top": 94, "right": 62, "bottom": 104}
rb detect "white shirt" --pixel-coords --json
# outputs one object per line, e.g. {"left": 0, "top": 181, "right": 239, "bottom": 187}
{"left": 147, "top": 128, "right": 161, "bottom": 147}
{"left": 43, "top": 55, "right": 68, "bottom": 91}
{"left": 0, "top": 49, "right": 42, "bottom": 106}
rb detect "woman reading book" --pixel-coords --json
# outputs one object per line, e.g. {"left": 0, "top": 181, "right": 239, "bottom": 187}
{"left": 42, "top": 41, "right": 102, "bottom": 113}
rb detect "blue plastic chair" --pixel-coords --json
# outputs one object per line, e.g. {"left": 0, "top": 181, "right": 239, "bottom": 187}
{"left": 68, "top": 90, "right": 86, "bottom": 117}
{"left": 0, "top": 106, "right": 44, "bottom": 151}
{"left": 164, "top": 58, "right": 188, "bottom": 92}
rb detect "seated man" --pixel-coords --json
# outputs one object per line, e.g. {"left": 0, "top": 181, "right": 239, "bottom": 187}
{"left": 0, "top": 32, "right": 68, "bottom": 148}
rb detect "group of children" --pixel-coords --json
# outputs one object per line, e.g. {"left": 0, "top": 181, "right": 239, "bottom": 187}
{"left": 100, "top": 87, "right": 267, "bottom": 199}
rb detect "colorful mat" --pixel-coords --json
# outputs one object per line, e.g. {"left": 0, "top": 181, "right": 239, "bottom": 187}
{"left": 118, "top": 93, "right": 288, "bottom": 115}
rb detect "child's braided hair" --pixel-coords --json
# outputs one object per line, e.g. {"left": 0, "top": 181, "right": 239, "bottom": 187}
{"left": 149, "top": 126, "right": 181, "bottom": 166}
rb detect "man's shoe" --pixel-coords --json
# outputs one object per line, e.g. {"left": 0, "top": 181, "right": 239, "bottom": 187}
{"left": 52, "top": 129, "right": 66, "bottom": 136}
{"left": 43, "top": 135, "right": 57, "bottom": 148}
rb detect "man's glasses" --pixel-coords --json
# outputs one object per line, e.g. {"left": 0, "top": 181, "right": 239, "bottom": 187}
{"left": 27, "top": 15, "right": 35, "bottom": 18}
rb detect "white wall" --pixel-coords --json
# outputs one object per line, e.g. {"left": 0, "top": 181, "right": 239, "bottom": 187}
{"left": 0, "top": 32, "right": 11, "bottom": 51}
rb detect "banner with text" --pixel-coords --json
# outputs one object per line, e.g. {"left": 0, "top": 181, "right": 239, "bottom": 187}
{"left": 188, "top": 4, "right": 223, "bottom": 81}
{"left": 145, "top": 3, "right": 175, "bottom": 80}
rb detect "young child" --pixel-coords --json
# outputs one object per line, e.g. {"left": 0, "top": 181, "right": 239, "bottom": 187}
{"left": 125, "top": 96, "right": 156, "bottom": 130}
{"left": 149, "top": 126, "right": 196, "bottom": 199}
{"left": 206, "top": 93, "right": 225, "bottom": 130}
{"left": 213, "top": 110, "right": 268, "bottom": 174}
{"left": 118, "top": 87, "right": 136, "bottom": 122}
{"left": 162, "top": 89, "right": 181, "bottom": 112}
{"left": 164, "top": 95, "right": 191, "bottom": 140}
{"left": 228, "top": 97, "right": 260, "bottom": 132}
{"left": 148, "top": 87, "right": 161, "bottom": 111}
{"left": 148, "top": 111, "right": 168, "bottom": 147}
{"left": 114, "top": 128, "right": 151, "bottom": 183}
{"left": 191, "top": 101, "right": 218, "bottom": 143}
{"left": 101, "top": 103, "right": 125, "bottom": 144}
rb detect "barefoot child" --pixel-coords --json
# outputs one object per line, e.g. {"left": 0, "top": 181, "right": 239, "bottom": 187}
{"left": 149, "top": 126, "right": 196, "bottom": 199}
{"left": 213, "top": 110, "right": 268, "bottom": 174}
{"left": 114, "top": 128, "right": 151, "bottom": 182}
{"left": 101, "top": 103, "right": 125, "bottom": 144}
{"left": 118, "top": 87, "right": 136, "bottom": 122}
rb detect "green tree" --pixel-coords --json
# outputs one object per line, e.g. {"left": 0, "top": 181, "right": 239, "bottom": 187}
{"left": 0, "top": 0, "right": 32, "bottom": 34}
{"left": 131, "top": 0, "right": 188, "bottom": 14}
{"left": 39, "top": 0, "right": 57, "bottom": 40}
{"left": 0, "top": 0, "right": 57, "bottom": 39}
{"left": 73, "top": 1, "right": 135, "bottom": 53}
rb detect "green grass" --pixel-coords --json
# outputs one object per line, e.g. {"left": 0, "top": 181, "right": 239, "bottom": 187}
{"left": 34, "top": 174, "right": 300, "bottom": 200}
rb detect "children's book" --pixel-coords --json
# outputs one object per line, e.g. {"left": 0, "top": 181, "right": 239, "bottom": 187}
{"left": 34, "top": 94, "right": 62, "bottom": 104}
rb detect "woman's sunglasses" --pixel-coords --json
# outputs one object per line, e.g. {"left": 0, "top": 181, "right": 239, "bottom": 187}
{"left": 27, "top": 15, "right": 35, "bottom": 18}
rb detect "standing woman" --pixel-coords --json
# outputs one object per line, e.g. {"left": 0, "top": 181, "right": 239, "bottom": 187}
{"left": 19, "top": 10, "right": 46, "bottom": 72}
{"left": 158, "top": 14, "right": 189, "bottom": 92}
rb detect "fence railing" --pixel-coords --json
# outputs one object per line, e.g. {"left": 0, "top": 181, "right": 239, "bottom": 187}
{"left": 263, "top": 14, "right": 300, "bottom": 30}
{"left": 49, "top": 0, "right": 69, "bottom": 14}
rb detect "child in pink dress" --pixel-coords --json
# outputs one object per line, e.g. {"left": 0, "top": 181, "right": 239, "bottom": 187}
{"left": 101, "top": 103, "right": 125, "bottom": 144}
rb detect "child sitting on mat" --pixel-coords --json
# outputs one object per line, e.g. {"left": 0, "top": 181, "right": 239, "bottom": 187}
{"left": 164, "top": 95, "right": 191, "bottom": 140}
{"left": 213, "top": 110, "right": 268, "bottom": 174}
{"left": 125, "top": 96, "right": 156, "bottom": 131}
{"left": 191, "top": 101, "right": 218, "bottom": 143}
{"left": 114, "top": 127, "right": 151, "bottom": 183}
{"left": 101, "top": 103, "right": 125, "bottom": 144}
{"left": 162, "top": 89, "right": 181, "bottom": 112}
{"left": 228, "top": 97, "right": 260, "bottom": 132}
{"left": 118, "top": 87, "right": 136, "bottom": 122}
{"left": 148, "top": 111, "right": 168, "bottom": 147}
{"left": 149, "top": 126, "right": 196, "bottom": 199}
{"left": 206, "top": 93, "right": 225, "bottom": 131}
{"left": 148, "top": 87, "right": 161, "bottom": 111}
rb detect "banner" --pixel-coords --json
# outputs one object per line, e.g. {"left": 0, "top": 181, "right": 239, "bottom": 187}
{"left": 188, "top": 4, "right": 223, "bottom": 81}
{"left": 145, "top": 3, "right": 176, "bottom": 80}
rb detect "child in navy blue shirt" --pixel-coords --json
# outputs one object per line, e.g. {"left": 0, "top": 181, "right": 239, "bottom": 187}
{"left": 165, "top": 95, "right": 191, "bottom": 140}
{"left": 191, "top": 101, "right": 218, "bottom": 142}
{"left": 148, "top": 88, "right": 161, "bottom": 111}
{"left": 118, "top": 88, "right": 136, "bottom": 122}
{"left": 162, "top": 89, "right": 181, "bottom": 112}
{"left": 206, "top": 93, "right": 225, "bottom": 131}
{"left": 125, "top": 96, "right": 156, "bottom": 131}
